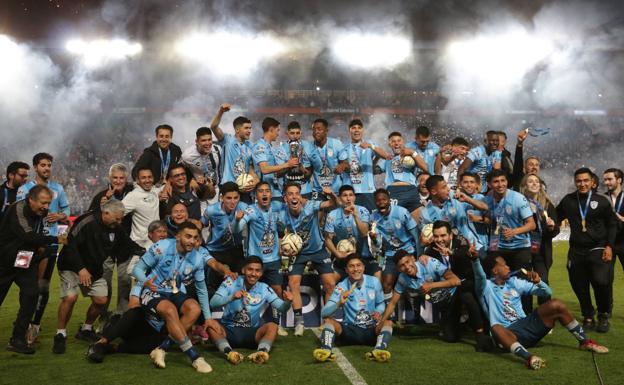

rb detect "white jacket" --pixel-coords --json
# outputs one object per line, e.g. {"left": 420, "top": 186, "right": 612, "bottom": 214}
{"left": 122, "top": 185, "right": 163, "bottom": 249}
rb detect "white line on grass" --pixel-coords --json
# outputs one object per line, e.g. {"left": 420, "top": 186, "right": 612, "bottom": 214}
{"left": 312, "top": 328, "right": 369, "bottom": 385}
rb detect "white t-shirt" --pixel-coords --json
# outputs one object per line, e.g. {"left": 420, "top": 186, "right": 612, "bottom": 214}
{"left": 122, "top": 185, "right": 164, "bottom": 248}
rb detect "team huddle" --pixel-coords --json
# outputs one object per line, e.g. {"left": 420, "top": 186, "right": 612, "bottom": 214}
{"left": 1, "top": 102, "right": 622, "bottom": 373}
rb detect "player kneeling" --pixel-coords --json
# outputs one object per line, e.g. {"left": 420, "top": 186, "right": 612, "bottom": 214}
{"left": 473, "top": 254, "right": 608, "bottom": 370}
{"left": 314, "top": 254, "right": 392, "bottom": 363}
{"left": 207, "top": 256, "right": 293, "bottom": 365}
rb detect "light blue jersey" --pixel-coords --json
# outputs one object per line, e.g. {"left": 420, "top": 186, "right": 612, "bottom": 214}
{"left": 253, "top": 138, "right": 289, "bottom": 198}
{"left": 406, "top": 141, "right": 440, "bottom": 175}
{"left": 466, "top": 145, "right": 502, "bottom": 193}
{"left": 484, "top": 190, "right": 533, "bottom": 250}
{"left": 220, "top": 133, "right": 254, "bottom": 184}
{"left": 280, "top": 140, "right": 317, "bottom": 195}
{"left": 325, "top": 205, "right": 371, "bottom": 257}
{"left": 277, "top": 200, "right": 323, "bottom": 254}
{"left": 201, "top": 201, "right": 249, "bottom": 252}
{"left": 394, "top": 258, "right": 454, "bottom": 296}
{"left": 211, "top": 276, "right": 290, "bottom": 328}
{"left": 338, "top": 142, "right": 378, "bottom": 194}
{"left": 17, "top": 180, "right": 70, "bottom": 236}
{"left": 239, "top": 201, "right": 283, "bottom": 263}
{"left": 370, "top": 205, "right": 419, "bottom": 257}
{"left": 312, "top": 138, "right": 344, "bottom": 193}
{"left": 461, "top": 193, "right": 489, "bottom": 251}
{"left": 473, "top": 259, "right": 552, "bottom": 327}
{"left": 325, "top": 275, "right": 385, "bottom": 327}
{"left": 379, "top": 155, "right": 417, "bottom": 186}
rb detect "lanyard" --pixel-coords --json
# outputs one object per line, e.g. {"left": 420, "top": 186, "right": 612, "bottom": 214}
{"left": 287, "top": 209, "right": 301, "bottom": 235}
{"left": 159, "top": 148, "right": 170, "bottom": 178}
{"left": 616, "top": 192, "right": 624, "bottom": 214}
{"left": 577, "top": 190, "right": 592, "bottom": 223}
{"left": 340, "top": 209, "right": 356, "bottom": 238}
{"left": 529, "top": 199, "right": 543, "bottom": 234}
{"left": 1, "top": 187, "right": 9, "bottom": 213}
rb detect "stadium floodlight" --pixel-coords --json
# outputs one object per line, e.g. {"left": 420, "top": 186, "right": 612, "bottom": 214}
{"left": 65, "top": 38, "right": 142, "bottom": 67}
{"left": 0, "top": 35, "right": 22, "bottom": 74}
{"left": 330, "top": 32, "right": 412, "bottom": 70}
{"left": 175, "top": 31, "right": 285, "bottom": 76}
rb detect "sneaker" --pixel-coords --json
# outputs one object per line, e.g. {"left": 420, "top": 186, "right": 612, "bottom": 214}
{"left": 596, "top": 315, "right": 610, "bottom": 333}
{"left": 75, "top": 328, "right": 98, "bottom": 343}
{"left": 475, "top": 334, "right": 494, "bottom": 352}
{"left": 526, "top": 355, "right": 546, "bottom": 370}
{"left": 7, "top": 338, "right": 35, "bottom": 354}
{"left": 191, "top": 325, "right": 210, "bottom": 344}
{"left": 86, "top": 342, "right": 107, "bottom": 363}
{"left": 294, "top": 323, "right": 305, "bottom": 337}
{"left": 365, "top": 349, "right": 391, "bottom": 362}
{"left": 247, "top": 351, "right": 270, "bottom": 364}
{"left": 313, "top": 348, "right": 335, "bottom": 362}
{"left": 26, "top": 324, "right": 40, "bottom": 345}
{"left": 582, "top": 318, "right": 596, "bottom": 331}
{"left": 226, "top": 351, "right": 244, "bottom": 365}
{"left": 579, "top": 339, "right": 609, "bottom": 354}
{"left": 52, "top": 333, "right": 66, "bottom": 354}
{"left": 192, "top": 357, "right": 212, "bottom": 373}
{"left": 277, "top": 325, "right": 289, "bottom": 337}
{"left": 150, "top": 347, "right": 167, "bottom": 368}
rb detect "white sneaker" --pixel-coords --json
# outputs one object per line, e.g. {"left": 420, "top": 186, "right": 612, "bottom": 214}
{"left": 192, "top": 357, "right": 212, "bottom": 373}
{"left": 278, "top": 326, "right": 289, "bottom": 336}
{"left": 294, "top": 323, "right": 305, "bottom": 337}
{"left": 150, "top": 347, "right": 166, "bottom": 368}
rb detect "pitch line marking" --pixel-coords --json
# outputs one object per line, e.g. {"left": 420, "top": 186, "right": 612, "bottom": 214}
{"left": 312, "top": 328, "right": 369, "bottom": 385}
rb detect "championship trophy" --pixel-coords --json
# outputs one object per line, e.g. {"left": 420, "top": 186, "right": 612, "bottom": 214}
{"left": 285, "top": 139, "right": 305, "bottom": 183}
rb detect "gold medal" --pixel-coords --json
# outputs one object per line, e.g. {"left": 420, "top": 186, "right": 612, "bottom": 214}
{"left": 171, "top": 278, "right": 179, "bottom": 294}
{"left": 494, "top": 224, "right": 500, "bottom": 235}
{"left": 581, "top": 219, "right": 587, "bottom": 232}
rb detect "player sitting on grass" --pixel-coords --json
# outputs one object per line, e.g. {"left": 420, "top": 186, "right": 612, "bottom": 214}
{"left": 314, "top": 254, "right": 392, "bottom": 363}
{"left": 207, "top": 256, "right": 293, "bottom": 365}
{"left": 472, "top": 254, "right": 609, "bottom": 370}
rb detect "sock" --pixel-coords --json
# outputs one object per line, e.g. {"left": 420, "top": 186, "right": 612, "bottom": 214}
{"left": 159, "top": 336, "right": 174, "bottom": 351}
{"left": 31, "top": 280, "right": 50, "bottom": 325}
{"left": 56, "top": 329, "right": 67, "bottom": 337}
{"left": 258, "top": 339, "right": 273, "bottom": 353}
{"left": 215, "top": 338, "right": 232, "bottom": 355}
{"left": 375, "top": 326, "right": 393, "bottom": 350}
{"left": 319, "top": 323, "right": 335, "bottom": 350}
{"left": 294, "top": 308, "right": 303, "bottom": 326}
{"left": 178, "top": 336, "right": 200, "bottom": 361}
{"left": 510, "top": 342, "right": 531, "bottom": 360}
{"left": 81, "top": 323, "right": 93, "bottom": 331}
{"left": 566, "top": 320, "right": 588, "bottom": 343}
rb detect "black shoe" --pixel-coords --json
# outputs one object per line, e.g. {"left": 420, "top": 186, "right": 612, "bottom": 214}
{"left": 582, "top": 318, "right": 596, "bottom": 331}
{"left": 596, "top": 315, "right": 610, "bottom": 333}
{"left": 75, "top": 328, "right": 98, "bottom": 343}
{"left": 52, "top": 333, "right": 66, "bottom": 354}
{"left": 475, "top": 334, "right": 494, "bottom": 352}
{"left": 87, "top": 343, "right": 106, "bottom": 363}
{"left": 7, "top": 338, "right": 35, "bottom": 354}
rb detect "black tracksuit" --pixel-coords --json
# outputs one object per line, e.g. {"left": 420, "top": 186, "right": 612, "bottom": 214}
{"left": 131, "top": 142, "right": 182, "bottom": 182}
{"left": 0, "top": 181, "right": 19, "bottom": 224}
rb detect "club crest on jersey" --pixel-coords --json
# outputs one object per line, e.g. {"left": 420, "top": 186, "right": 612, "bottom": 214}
{"left": 246, "top": 206, "right": 254, "bottom": 214}
{"left": 510, "top": 289, "right": 519, "bottom": 297}
{"left": 506, "top": 206, "right": 513, "bottom": 215}
{"left": 395, "top": 220, "right": 402, "bottom": 229}
{"left": 368, "top": 290, "right": 375, "bottom": 300}
{"left": 590, "top": 201, "right": 598, "bottom": 209}
{"left": 327, "top": 149, "right": 333, "bottom": 157}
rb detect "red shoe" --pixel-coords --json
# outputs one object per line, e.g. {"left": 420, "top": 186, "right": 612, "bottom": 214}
{"left": 579, "top": 339, "right": 609, "bottom": 354}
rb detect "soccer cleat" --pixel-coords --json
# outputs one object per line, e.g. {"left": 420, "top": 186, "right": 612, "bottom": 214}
{"left": 226, "top": 351, "right": 245, "bottom": 365}
{"left": 277, "top": 325, "right": 289, "bottom": 336}
{"left": 313, "top": 348, "right": 335, "bottom": 362}
{"left": 52, "top": 333, "right": 66, "bottom": 354}
{"left": 579, "top": 339, "right": 609, "bottom": 354}
{"left": 150, "top": 347, "right": 167, "bottom": 368}
{"left": 596, "top": 315, "right": 610, "bottom": 333}
{"left": 86, "top": 342, "right": 107, "bottom": 363}
{"left": 192, "top": 357, "right": 213, "bottom": 373}
{"left": 526, "top": 355, "right": 546, "bottom": 370}
{"left": 26, "top": 324, "right": 40, "bottom": 345}
{"left": 294, "top": 323, "right": 305, "bottom": 337}
{"left": 7, "top": 339, "right": 35, "bottom": 355}
{"left": 75, "top": 328, "right": 99, "bottom": 343}
{"left": 365, "top": 349, "right": 391, "bottom": 362}
{"left": 247, "top": 351, "right": 270, "bottom": 364}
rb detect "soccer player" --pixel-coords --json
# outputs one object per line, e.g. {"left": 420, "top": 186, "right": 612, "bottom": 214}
{"left": 310, "top": 118, "right": 343, "bottom": 199}
{"left": 132, "top": 124, "right": 182, "bottom": 184}
{"left": 336, "top": 119, "right": 391, "bottom": 211}
{"left": 0, "top": 161, "right": 30, "bottom": 223}
{"left": 405, "top": 125, "right": 440, "bottom": 175}
{"left": 282, "top": 121, "right": 319, "bottom": 199}
{"left": 471, "top": 254, "right": 608, "bottom": 370}
{"left": 458, "top": 130, "right": 502, "bottom": 193}
{"left": 0, "top": 185, "right": 67, "bottom": 354}
{"left": 459, "top": 172, "right": 489, "bottom": 252}
{"left": 380, "top": 131, "right": 428, "bottom": 214}
{"left": 53, "top": 200, "right": 144, "bottom": 353}
{"left": 325, "top": 185, "right": 379, "bottom": 280}
{"left": 132, "top": 222, "right": 214, "bottom": 373}
{"left": 209, "top": 103, "right": 259, "bottom": 203}
{"left": 181, "top": 127, "right": 222, "bottom": 204}
{"left": 557, "top": 168, "right": 617, "bottom": 332}
{"left": 165, "top": 164, "right": 213, "bottom": 220}
{"left": 17, "top": 153, "right": 70, "bottom": 345}
{"left": 434, "top": 137, "right": 470, "bottom": 191}
{"left": 207, "top": 256, "right": 293, "bottom": 365}
{"left": 278, "top": 182, "right": 337, "bottom": 336}
{"left": 314, "top": 254, "right": 392, "bottom": 363}
{"left": 369, "top": 188, "right": 420, "bottom": 299}
{"left": 603, "top": 168, "right": 624, "bottom": 271}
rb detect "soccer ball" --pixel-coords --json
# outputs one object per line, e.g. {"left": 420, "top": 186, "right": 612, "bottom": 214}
{"left": 281, "top": 233, "right": 303, "bottom": 256}
{"left": 421, "top": 223, "right": 434, "bottom": 242}
{"left": 401, "top": 156, "right": 415, "bottom": 169}
{"left": 336, "top": 239, "right": 355, "bottom": 254}
{"left": 235, "top": 173, "right": 254, "bottom": 190}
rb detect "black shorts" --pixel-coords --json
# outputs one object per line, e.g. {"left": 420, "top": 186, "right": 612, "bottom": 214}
{"left": 338, "top": 324, "right": 377, "bottom": 346}
{"left": 261, "top": 261, "right": 284, "bottom": 287}
{"left": 506, "top": 310, "right": 551, "bottom": 348}
{"left": 140, "top": 290, "right": 193, "bottom": 331}
{"left": 223, "top": 324, "right": 259, "bottom": 349}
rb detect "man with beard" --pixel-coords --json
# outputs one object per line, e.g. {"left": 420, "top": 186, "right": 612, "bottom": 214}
{"left": 458, "top": 130, "right": 502, "bottom": 193}
{"left": 164, "top": 164, "right": 213, "bottom": 220}
{"left": 603, "top": 168, "right": 624, "bottom": 272}
{"left": 278, "top": 182, "right": 337, "bottom": 336}
{"left": 405, "top": 125, "right": 440, "bottom": 175}
{"left": 310, "top": 118, "right": 343, "bottom": 200}
{"left": 53, "top": 200, "right": 144, "bottom": 354}
{"left": 132, "top": 125, "right": 182, "bottom": 185}
{"left": 181, "top": 127, "right": 221, "bottom": 204}
{"left": 435, "top": 137, "right": 470, "bottom": 191}
{"left": 0, "top": 161, "right": 30, "bottom": 223}
{"left": 282, "top": 121, "right": 319, "bottom": 199}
